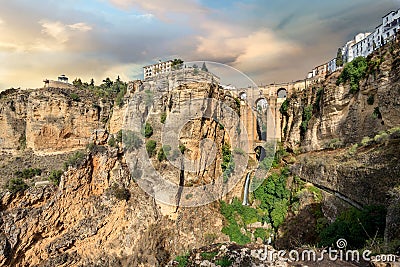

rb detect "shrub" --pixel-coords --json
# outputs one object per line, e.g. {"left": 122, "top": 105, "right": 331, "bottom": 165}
{"left": 14, "top": 168, "right": 42, "bottom": 179}
{"left": 179, "top": 144, "right": 186, "bottom": 154}
{"left": 300, "top": 105, "right": 313, "bottom": 135}
{"left": 48, "top": 170, "right": 63, "bottom": 185}
{"left": 200, "top": 251, "right": 218, "bottom": 261}
{"left": 19, "top": 133, "right": 26, "bottom": 150}
{"left": 348, "top": 144, "right": 358, "bottom": 155}
{"left": 174, "top": 254, "right": 189, "bottom": 267}
{"left": 160, "top": 112, "right": 167, "bottom": 124}
{"left": 336, "top": 56, "right": 368, "bottom": 93}
{"left": 319, "top": 205, "right": 386, "bottom": 249}
{"left": 146, "top": 140, "right": 157, "bottom": 157}
{"left": 110, "top": 183, "right": 130, "bottom": 201}
{"left": 367, "top": 95, "right": 375, "bottom": 105}
{"left": 70, "top": 93, "right": 80, "bottom": 101}
{"left": 374, "top": 131, "right": 389, "bottom": 143}
{"left": 7, "top": 178, "right": 29, "bottom": 193}
{"left": 254, "top": 169, "right": 290, "bottom": 228}
{"left": 372, "top": 107, "right": 382, "bottom": 119}
{"left": 361, "top": 136, "right": 373, "bottom": 146}
{"left": 279, "top": 99, "right": 289, "bottom": 115}
{"left": 116, "top": 130, "right": 123, "bottom": 143}
{"left": 123, "top": 131, "right": 143, "bottom": 151}
{"left": 221, "top": 143, "right": 235, "bottom": 183}
{"left": 254, "top": 228, "right": 267, "bottom": 240}
{"left": 325, "top": 138, "right": 344, "bottom": 149}
{"left": 215, "top": 256, "right": 233, "bottom": 267}
{"left": 143, "top": 122, "right": 153, "bottom": 138}
{"left": 157, "top": 145, "right": 171, "bottom": 162}
{"left": 64, "top": 151, "right": 85, "bottom": 170}
{"left": 108, "top": 135, "right": 116, "bottom": 147}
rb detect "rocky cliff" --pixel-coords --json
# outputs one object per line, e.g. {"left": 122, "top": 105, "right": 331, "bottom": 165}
{"left": 280, "top": 36, "right": 400, "bottom": 249}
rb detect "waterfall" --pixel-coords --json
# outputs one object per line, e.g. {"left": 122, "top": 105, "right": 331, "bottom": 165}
{"left": 242, "top": 172, "right": 252, "bottom": 206}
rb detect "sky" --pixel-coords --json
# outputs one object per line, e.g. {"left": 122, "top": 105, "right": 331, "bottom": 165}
{"left": 0, "top": 0, "right": 399, "bottom": 89}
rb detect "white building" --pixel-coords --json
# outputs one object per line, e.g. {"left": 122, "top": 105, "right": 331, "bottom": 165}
{"left": 143, "top": 60, "right": 173, "bottom": 80}
{"left": 319, "top": 8, "right": 400, "bottom": 76}
{"left": 345, "top": 9, "right": 400, "bottom": 63}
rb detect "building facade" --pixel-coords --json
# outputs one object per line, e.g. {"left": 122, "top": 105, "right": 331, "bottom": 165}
{"left": 143, "top": 60, "right": 173, "bottom": 80}
{"left": 309, "top": 8, "right": 400, "bottom": 77}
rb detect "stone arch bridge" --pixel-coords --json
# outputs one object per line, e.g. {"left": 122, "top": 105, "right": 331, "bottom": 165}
{"left": 223, "top": 79, "right": 317, "bottom": 160}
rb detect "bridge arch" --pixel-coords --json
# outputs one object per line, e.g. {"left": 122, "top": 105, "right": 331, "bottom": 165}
{"left": 255, "top": 97, "right": 268, "bottom": 110}
{"left": 239, "top": 91, "right": 247, "bottom": 101}
{"left": 277, "top": 88, "right": 287, "bottom": 98}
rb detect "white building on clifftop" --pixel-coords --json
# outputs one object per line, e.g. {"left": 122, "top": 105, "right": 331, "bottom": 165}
{"left": 143, "top": 60, "right": 173, "bottom": 80}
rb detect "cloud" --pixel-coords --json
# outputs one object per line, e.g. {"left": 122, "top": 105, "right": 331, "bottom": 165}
{"left": 40, "top": 20, "right": 92, "bottom": 43}
{"left": 108, "top": 0, "right": 208, "bottom": 21}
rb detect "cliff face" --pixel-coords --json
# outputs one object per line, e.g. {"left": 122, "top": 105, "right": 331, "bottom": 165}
{"left": 281, "top": 37, "right": 400, "bottom": 245}
{"left": 283, "top": 39, "right": 400, "bottom": 152}
{"left": 0, "top": 150, "right": 228, "bottom": 266}
{"left": 0, "top": 74, "right": 235, "bottom": 266}
{"left": 0, "top": 87, "right": 113, "bottom": 154}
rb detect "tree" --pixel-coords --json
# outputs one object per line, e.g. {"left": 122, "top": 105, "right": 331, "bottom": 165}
{"left": 336, "top": 48, "right": 344, "bottom": 67}
{"left": 73, "top": 78, "right": 83, "bottom": 87}
{"left": 102, "top": 77, "right": 113, "bottom": 88}
{"left": 201, "top": 62, "right": 208, "bottom": 72}
{"left": 171, "top": 59, "right": 184, "bottom": 70}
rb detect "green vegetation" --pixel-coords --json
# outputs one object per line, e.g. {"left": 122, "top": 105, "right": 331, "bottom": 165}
{"left": 254, "top": 228, "right": 267, "bottom": 240}
{"left": 220, "top": 168, "right": 291, "bottom": 244}
{"left": 110, "top": 183, "right": 130, "bottom": 201}
{"left": 160, "top": 112, "right": 167, "bottom": 124}
{"left": 314, "top": 88, "right": 324, "bottom": 112}
{"left": 171, "top": 58, "right": 184, "bottom": 70}
{"left": 6, "top": 178, "right": 29, "bottom": 193}
{"left": 201, "top": 62, "right": 209, "bottom": 72}
{"left": 367, "top": 95, "right": 375, "bottom": 105}
{"left": 143, "top": 122, "right": 153, "bottom": 138}
{"left": 336, "top": 56, "right": 368, "bottom": 93}
{"left": 361, "top": 136, "right": 373, "bottom": 146}
{"left": 14, "top": 168, "right": 42, "bottom": 179}
{"left": 215, "top": 256, "right": 233, "bottom": 267}
{"left": 69, "top": 76, "right": 129, "bottom": 107}
{"left": 220, "top": 198, "right": 254, "bottom": 245}
{"left": 116, "top": 130, "right": 123, "bottom": 143}
{"left": 324, "top": 138, "right": 344, "bottom": 149}
{"left": 300, "top": 105, "right": 313, "bottom": 135}
{"left": 123, "top": 130, "right": 143, "bottom": 151}
{"left": 348, "top": 144, "right": 358, "bottom": 155}
{"left": 221, "top": 143, "right": 235, "bottom": 183}
{"left": 200, "top": 251, "right": 218, "bottom": 261}
{"left": 63, "top": 151, "right": 85, "bottom": 170}
{"left": 279, "top": 99, "right": 289, "bottom": 116}
{"left": 174, "top": 254, "right": 189, "bottom": 267}
{"left": 319, "top": 205, "right": 386, "bottom": 249}
{"left": 48, "top": 170, "right": 63, "bottom": 185}
{"left": 19, "top": 133, "right": 26, "bottom": 150}
{"left": 157, "top": 145, "right": 171, "bottom": 162}
{"left": 372, "top": 107, "right": 382, "bottom": 119}
{"left": 336, "top": 48, "right": 344, "bottom": 67}
{"left": 179, "top": 144, "right": 186, "bottom": 154}
{"left": 70, "top": 93, "right": 80, "bottom": 101}
{"left": 108, "top": 135, "right": 116, "bottom": 147}
{"left": 146, "top": 140, "right": 157, "bottom": 157}
{"left": 374, "top": 131, "right": 389, "bottom": 143}
{"left": 254, "top": 168, "right": 290, "bottom": 228}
